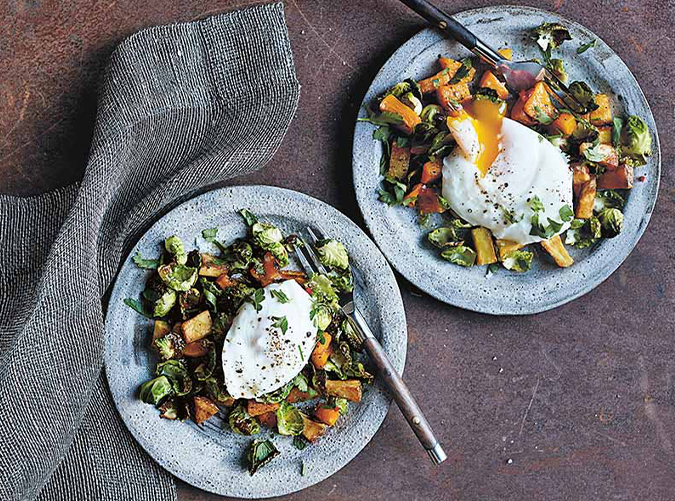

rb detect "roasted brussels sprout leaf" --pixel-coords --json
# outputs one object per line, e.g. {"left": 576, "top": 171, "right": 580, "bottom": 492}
{"left": 139, "top": 376, "right": 173, "bottom": 406}
{"left": 428, "top": 227, "right": 460, "bottom": 248}
{"left": 202, "top": 228, "right": 218, "bottom": 242}
{"left": 156, "top": 359, "right": 192, "bottom": 396}
{"left": 548, "top": 58, "right": 567, "bottom": 84}
{"left": 420, "top": 104, "right": 442, "bottom": 123}
{"left": 441, "top": 245, "right": 477, "bottom": 267}
{"left": 316, "top": 239, "right": 349, "bottom": 270}
{"left": 152, "top": 289, "right": 176, "bottom": 317}
{"left": 158, "top": 262, "right": 198, "bottom": 292}
{"left": 275, "top": 402, "right": 305, "bottom": 436}
{"left": 531, "top": 22, "right": 572, "bottom": 53}
{"left": 193, "top": 344, "right": 217, "bottom": 381}
{"left": 205, "top": 377, "right": 234, "bottom": 406}
{"left": 622, "top": 115, "right": 652, "bottom": 165}
{"left": 252, "top": 222, "right": 289, "bottom": 267}
{"left": 178, "top": 288, "right": 201, "bottom": 319}
{"left": 502, "top": 250, "right": 534, "bottom": 272}
{"left": 292, "top": 436, "right": 309, "bottom": 451}
{"left": 165, "top": 235, "right": 187, "bottom": 265}
{"left": 257, "top": 379, "right": 295, "bottom": 404}
{"left": 246, "top": 439, "right": 280, "bottom": 475}
{"left": 598, "top": 208, "right": 624, "bottom": 238}
{"left": 132, "top": 252, "right": 159, "bottom": 270}
{"left": 595, "top": 190, "right": 625, "bottom": 211}
{"left": 124, "top": 298, "right": 153, "bottom": 318}
{"left": 239, "top": 209, "right": 258, "bottom": 227}
{"left": 568, "top": 81, "right": 599, "bottom": 112}
{"left": 229, "top": 404, "right": 261, "bottom": 435}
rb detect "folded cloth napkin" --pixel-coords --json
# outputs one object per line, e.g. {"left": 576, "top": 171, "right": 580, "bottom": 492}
{"left": 0, "top": 3, "right": 299, "bottom": 500}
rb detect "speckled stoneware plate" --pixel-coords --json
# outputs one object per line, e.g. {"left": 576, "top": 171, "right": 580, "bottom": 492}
{"left": 353, "top": 5, "right": 661, "bottom": 315}
{"left": 104, "top": 185, "right": 407, "bottom": 498}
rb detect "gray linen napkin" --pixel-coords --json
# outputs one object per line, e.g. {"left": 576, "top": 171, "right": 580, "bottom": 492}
{"left": 0, "top": 3, "right": 299, "bottom": 500}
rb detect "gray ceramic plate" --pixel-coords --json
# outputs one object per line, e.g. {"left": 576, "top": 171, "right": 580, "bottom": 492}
{"left": 104, "top": 185, "right": 407, "bottom": 498}
{"left": 353, "top": 5, "right": 661, "bottom": 315}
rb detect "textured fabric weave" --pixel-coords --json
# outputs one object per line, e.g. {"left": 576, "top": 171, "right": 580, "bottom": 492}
{"left": 0, "top": 4, "right": 300, "bottom": 500}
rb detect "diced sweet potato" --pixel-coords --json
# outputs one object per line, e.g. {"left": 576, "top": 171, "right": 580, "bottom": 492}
{"left": 523, "top": 82, "right": 556, "bottom": 121}
{"left": 572, "top": 164, "right": 591, "bottom": 197}
{"left": 247, "top": 400, "right": 280, "bottom": 417}
{"left": 379, "top": 94, "right": 421, "bottom": 134}
{"left": 541, "top": 235, "right": 574, "bottom": 268}
{"left": 152, "top": 320, "right": 171, "bottom": 345}
{"left": 498, "top": 48, "right": 513, "bottom": 60}
{"left": 550, "top": 112, "right": 576, "bottom": 136}
{"left": 438, "top": 57, "right": 462, "bottom": 72}
{"left": 496, "top": 239, "right": 524, "bottom": 261}
{"left": 511, "top": 91, "right": 535, "bottom": 125}
{"left": 588, "top": 94, "right": 612, "bottom": 125}
{"left": 478, "top": 70, "right": 509, "bottom": 100}
{"left": 215, "top": 273, "right": 234, "bottom": 289}
{"left": 258, "top": 411, "right": 277, "bottom": 429}
{"left": 315, "top": 406, "right": 341, "bottom": 426}
{"left": 471, "top": 228, "right": 497, "bottom": 266}
{"left": 437, "top": 81, "right": 472, "bottom": 109}
{"left": 417, "top": 185, "right": 446, "bottom": 214}
{"left": 286, "top": 387, "right": 313, "bottom": 403}
{"left": 193, "top": 396, "right": 219, "bottom": 425}
{"left": 419, "top": 67, "right": 458, "bottom": 94}
{"left": 183, "top": 339, "right": 210, "bottom": 358}
{"left": 597, "top": 164, "right": 634, "bottom": 189}
{"left": 325, "top": 380, "right": 362, "bottom": 402}
{"left": 300, "top": 412, "right": 328, "bottom": 442}
{"left": 579, "top": 142, "right": 619, "bottom": 169}
{"left": 403, "top": 183, "right": 423, "bottom": 204}
{"left": 597, "top": 126, "right": 612, "bottom": 144}
{"left": 199, "top": 254, "right": 228, "bottom": 277}
{"left": 575, "top": 177, "right": 597, "bottom": 219}
{"left": 388, "top": 140, "right": 411, "bottom": 180}
{"left": 420, "top": 159, "right": 442, "bottom": 184}
{"left": 310, "top": 332, "right": 332, "bottom": 369}
{"left": 182, "top": 311, "right": 212, "bottom": 343}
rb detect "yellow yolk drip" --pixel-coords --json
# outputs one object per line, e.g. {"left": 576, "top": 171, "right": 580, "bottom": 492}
{"left": 449, "top": 99, "right": 506, "bottom": 177}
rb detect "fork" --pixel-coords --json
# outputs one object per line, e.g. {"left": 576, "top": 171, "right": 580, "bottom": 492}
{"left": 294, "top": 227, "right": 447, "bottom": 464}
{"left": 397, "top": 0, "right": 591, "bottom": 113}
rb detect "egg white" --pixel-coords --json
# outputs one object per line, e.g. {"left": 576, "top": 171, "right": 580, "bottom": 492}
{"left": 221, "top": 280, "right": 317, "bottom": 400}
{"left": 442, "top": 117, "right": 573, "bottom": 245}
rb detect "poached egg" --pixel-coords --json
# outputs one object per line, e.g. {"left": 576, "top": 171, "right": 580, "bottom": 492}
{"left": 222, "top": 280, "right": 317, "bottom": 399}
{"left": 442, "top": 99, "right": 572, "bottom": 245}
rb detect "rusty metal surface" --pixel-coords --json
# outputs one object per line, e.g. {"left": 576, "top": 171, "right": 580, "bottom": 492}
{"left": 1, "top": 1, "right": 673, "bottom": 500}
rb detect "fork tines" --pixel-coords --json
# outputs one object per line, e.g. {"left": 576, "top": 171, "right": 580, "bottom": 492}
{"left": 293, "top": 227, "right": 328, "bottom": 277}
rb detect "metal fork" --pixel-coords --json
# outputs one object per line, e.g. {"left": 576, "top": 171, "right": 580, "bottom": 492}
{"left": 398, "top": 0, "right": 590, "bottom": 113}
{"left": 294, "top": 227, "right": 447, "bottom": 465}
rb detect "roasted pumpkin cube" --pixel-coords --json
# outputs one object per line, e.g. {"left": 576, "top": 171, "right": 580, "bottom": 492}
{"left": 315, "top": 405, "right": 341, "bottom": 426}
{"left": 523, "top": 82, "right": 556, "bottom": 122}
{"left": 183, "top": 339, "right": 210, "bottom": 358}
{"left": 300, "top": 412, "right": 328, "bottom": 442}
{"left": 199, "top": 253, "right": 228, "bottom": 277}
{"left": 572, "top": 164, "right": 591, "bottom": 197}
{"left": 419, "top": 65, "right": 460, "bottom": 94}
{"left": 575, "top": 177, "right": 597, "bottom": 219}
{"left": 152, "top": 320, "right": 171, "bottom": 345}
{"left": 215, "top": 273, "right": 234, "bottom": 289}
{"left": 420, "top": 159, "right": 442, "bottom": 184}
{"left": 258, "top": 411, "right": 277, "bottom": 428}
{"left": 193, "top": 396, "right": 219, "bottom": 425}
{"left": 438, "top": 57, "right": 462, "bottom": 73}
{"left": 478, "top": 70, "right": 509, "bottom": 100}
{"left": 597, "top": 126, "right": 612, "bottom": 144}
{"left": 579, "top": 142, "right": 619, "bottom": 169}
{"left": 597, "top": 164, "right": 634, "bottom": 189}
{"left": 550, "top": 112, "right": 576, "bottom": 136}
{"left": 310, "top": 332, "right": 332, "bottom": 369}
{"left": 379, "top": 94, "right": 421, "bottom": 134}
{"left": 182, "top": 310, "right": 212, "bottom": 343}
{"left": 388, "top": 141, "right": 411, "bottom": 180}
{"left": 496, "top": 239, "right": 524, "bottom": 261}
{"left": 437, "top": 81, "right": 472, "bottom": 109}
{"left": 540, "top": 235, "right": 573, "bottom": 268}
{"left": 325, "top": 380, "right": 362, "bottom": 402}
{"left": 471, "top": 228, "right": 498, "bottom": 265}
{"left": 247, "top": 400, "right": 280, "bottom": 417}
{"left": 498, "top": 47, "right": 513, "bottom": 60}
{"left": 588, "top": 94, "right": 612, "bottom": 125}
{"left": 511, "top": 92, "right": 535, "bottom": 125}
{"left": 286, "top": 387, "right": 314, "bottom": 403}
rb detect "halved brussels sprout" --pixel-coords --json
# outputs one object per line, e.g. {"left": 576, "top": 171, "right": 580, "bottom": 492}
{"left": 153, "top": 289, "right": 177, "bottom": 317}
{"left": 622, "top": 115, "right": 652, "bottom": 165}
{"left": 275, "top": 402, "right": 305, "bottom": 436}
{"left": 316, "top": 239, "right": 349, "bottom": 270}
{"left": 252, "top": 222, "right": 288, "bottom": 267}
{"left": 165, "top": 235, "right": 187, "bottom": 265}
{"left": 158, "top": 262, "right": 198, "bottom": 292}
{"left": 502, "top": 250, "right": 534, "bottom": 272}
{"left": 229, "top": 404, "right": 261, "bottom": 436}
{"left": 139, "top": 376, "right": 173, "bottom": 406}
{"left": 440, "top": 245, "right": 477, "bottom": 267}
{"left": 246, "top": 439, "right": 280, "bottom": 475}
{"left": 598, "top": 208, "right": 624, "bottom": 238}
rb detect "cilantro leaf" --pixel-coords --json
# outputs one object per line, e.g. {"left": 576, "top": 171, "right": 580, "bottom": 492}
{"left": 202, "top": 228, "right": 218, "bottom": 243}
{"left": 246, "top": 288, "right": 265, "bottom": 313}
{"left": 528, "top": 195, "right": 546, "bottom": 212}
{"left": 272, "top": 316, "right": 289, "bottom": 335}
{"left": 559, "top": 204, "right": 574, "bottom": 222}
{"left": 124, "top": 298, "right": 153, "bottom": 318}
{"left": 271, "top": 289, "right": 290, "bottom": 304}
{"left": 132, "top": 252, "right": 159, "bottom": 270}
{"left": 577, "top": 39, "right": 596, "bottom": 54}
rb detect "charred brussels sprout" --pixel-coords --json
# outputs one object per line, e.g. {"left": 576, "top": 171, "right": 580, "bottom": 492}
{"left": 165, "top": 235, "right": 187, "bottom": 265}
{"left": 155, "top": 331, "right": 185, "bottom": 360}
{"left": 502, "top": 250, "right": 534, "bottom": 272}
{"left": 623, "top": 115, "right": 652, "bottom": 165}
{"left": 401, "top": 92, "right": 423, "bottom": 115}
{"left": 307, "top": 274, "right": 338, "bottom": 305}
{"left": 316, "top": 239, "right": 349, "bottom": 270}
{"left": 229, "top": 404, "right": 260, "bottom": 435}
{"left": 257, "top": 379, "right": 295, "bottom": 404}
{"left": 158, "top": 262, "right": 198, "bottom": 292}
{"left": 156, "top": 359, "right": 192, "bottom": 396}
{"left": 569, "top": 82, "right": 599, "bottom": 113}
{"left": 193, "top": 344, "right": 217, "bottom": 381}
{"left": 139, "top": 376, "right": 173, "bottom": 405}
{"left": 153, "top": 289, "right": 177, "bottom": 317}
{"left": 275, "top": 402, "right": 305, "bottom": 436}
{"left": 428, "top": 227, "right": 461, "bottom": 248}
{"left": 598, "top": 208, "right": 624, "bottom": 238}
{"left": 440, "top": 246, "right": 477, "bottom": 267}
{"left": 420, "top": 104, "right": 442, "bottom": 123}
{"left": 531, "top": 22, "right": 572, "bottom": 52}
{"left": 310, "top": 302, "right": 332, "bottom": 331}
{"left": 179, "top": 288, "right": 201, "bottom": 319}
{"left": 252, "top": 222, "right": 288, "bottom": 267}
{"left": 246, "top": 439, "right": 280, "bottom": 475}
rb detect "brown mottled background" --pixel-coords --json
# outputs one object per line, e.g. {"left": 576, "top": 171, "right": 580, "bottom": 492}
{"left": 1, "top": 0, "right": 673, "bottom": 500}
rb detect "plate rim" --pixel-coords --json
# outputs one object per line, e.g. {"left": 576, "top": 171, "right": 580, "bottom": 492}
{"left": 104, "top": 184, "right": 408, "bottom": 498}
{"left": 352, "top": 4, "right": 661, "bottom": 315}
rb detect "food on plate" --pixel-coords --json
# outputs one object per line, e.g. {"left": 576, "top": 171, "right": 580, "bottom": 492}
{"left": 125, "top": 210, "right": 374, "bottom": 474}
{"left": 359, "top": 22, "right": 653, "bottom": 273}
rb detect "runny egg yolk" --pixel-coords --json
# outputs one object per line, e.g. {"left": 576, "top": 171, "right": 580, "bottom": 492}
{"left": 447, "top": 99, "right": 506, "bottom": 177}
